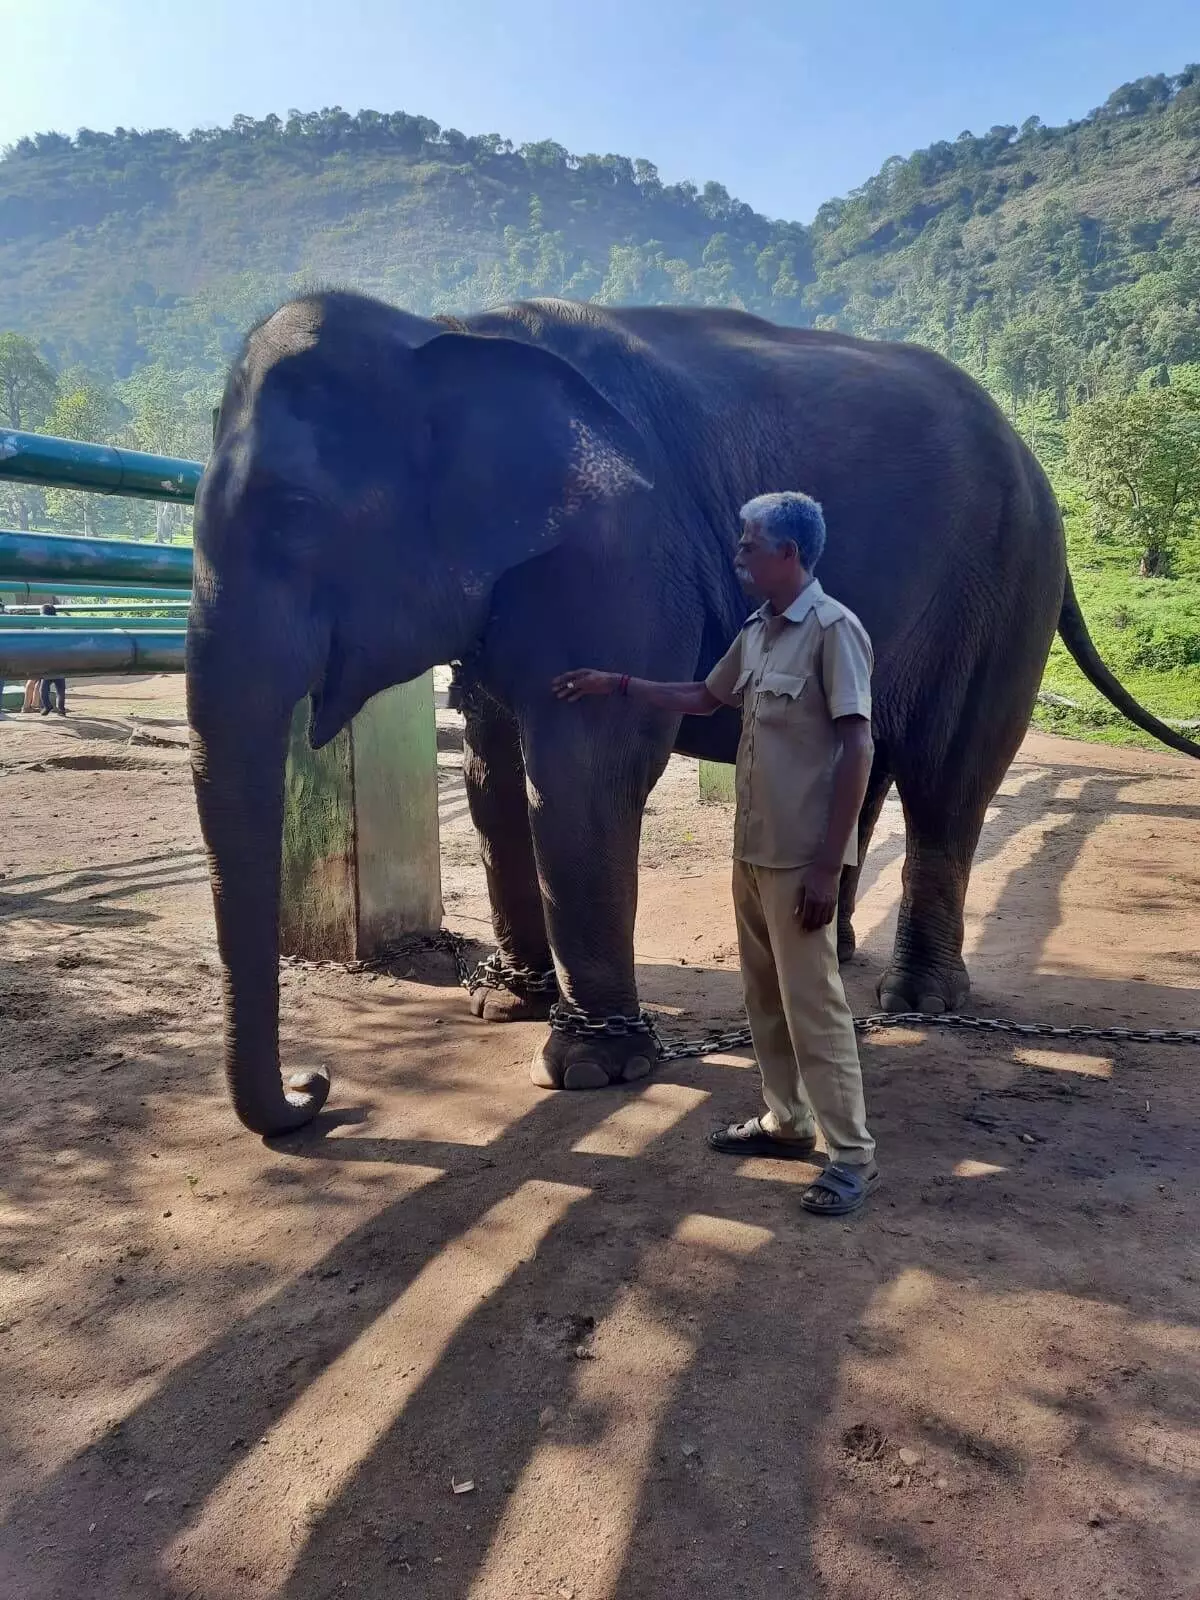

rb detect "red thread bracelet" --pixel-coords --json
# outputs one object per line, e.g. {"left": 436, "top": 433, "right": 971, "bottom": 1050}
{"left": 619, "top": 674, "right": 631, "bottom": 697}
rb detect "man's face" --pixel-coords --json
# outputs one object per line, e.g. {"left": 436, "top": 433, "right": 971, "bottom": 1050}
{"left": 734, "top": 520, "right": 797, "bottom": 596}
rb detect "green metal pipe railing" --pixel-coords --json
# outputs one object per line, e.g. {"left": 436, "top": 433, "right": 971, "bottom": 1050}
{"left": 1, "top": 613, "right": 185, "bottom": 630}
{"left": 0, "top": 578, "right": 194, "bottom": 601}
{"left": 0, "top": 430, "right": 202, "bottom": 503}
{"left": 0, "top": 629, "right": 186, "bottom": 677}
{"left": 0, "top": 530, "right": 193, "bottom": 588}
{"left": 1, "top": 601, "right": 190, "bottom": 615}
{"left": 0, "top": 434, "right": 201, "bottom": 675}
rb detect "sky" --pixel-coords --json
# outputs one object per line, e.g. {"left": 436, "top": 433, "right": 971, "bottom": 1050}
{"left": 0, "top": 0, "right": 1196, "bottom": 220}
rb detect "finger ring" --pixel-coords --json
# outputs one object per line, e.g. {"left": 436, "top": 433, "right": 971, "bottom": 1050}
{"left": 567, "top": 680, "right": 575, "bottom": 691}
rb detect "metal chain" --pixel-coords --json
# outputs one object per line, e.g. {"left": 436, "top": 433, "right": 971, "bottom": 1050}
{"left": 417, "top": 931, "right": 1200, "bottom": 1055}
{"left": 857, "top": 1013, "right": 1200, "bottom": 1046}
{"left": 433, "top": 930, "right": 558, "bottom": 998}
{"left": 550, "top": 1002, "right": 660, "bottom": 1041}
{"left": 468, "top": 950, "right": 559, "bottom": 997}
{"left": 440, "top": 931, "right": 476, "bottom": 987}
{"left": 650, "top": 1012, "right": 1200, "bottom": 1062}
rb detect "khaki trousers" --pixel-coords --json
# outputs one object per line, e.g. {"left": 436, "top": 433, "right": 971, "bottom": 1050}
{"left": 733, "top": 858, "right": 875, "bottom": 1168}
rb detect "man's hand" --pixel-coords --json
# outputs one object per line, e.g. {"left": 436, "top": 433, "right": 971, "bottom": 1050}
{"left": 551, "top": 669, "right": 618, "bottom": 702}
{"left": 551, "top": 672, "right": 722, "bottom": 716}
{"left": 796, "top": 863, "right": 841, "bottom": 931}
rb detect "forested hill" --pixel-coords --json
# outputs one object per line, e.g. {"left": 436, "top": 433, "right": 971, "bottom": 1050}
{"left": 808, "top": 69, "right": 1200, "bottom": 399}
{"left": 0, "top": 113, "right": 811, "bottom": 379}
{"left": 2, "top": 65, "right": 1199, "bottom": 395}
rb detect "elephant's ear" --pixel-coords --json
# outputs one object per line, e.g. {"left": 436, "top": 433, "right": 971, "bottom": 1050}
{"left": 414, "top": 332, "right": 654, "bottom": 553}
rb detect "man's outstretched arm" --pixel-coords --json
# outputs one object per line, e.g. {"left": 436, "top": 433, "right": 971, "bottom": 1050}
{"left": 551, "top": 669, "right": 721, "bottom": 717}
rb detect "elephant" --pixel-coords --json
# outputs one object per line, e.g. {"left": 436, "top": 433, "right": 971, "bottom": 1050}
{"left": 187, "top": 290, "right": 1199, "bottom": 1135}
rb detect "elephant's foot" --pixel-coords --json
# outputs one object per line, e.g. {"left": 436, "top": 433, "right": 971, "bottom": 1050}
{"left": 877, "top": 960, "right": 969, "bottom": 1016}
{"left": 530, "top": 1031, "right": 656, "bottom": 1091}
{"left": 468, "top": 985, "right": 556, "bottom": 1023}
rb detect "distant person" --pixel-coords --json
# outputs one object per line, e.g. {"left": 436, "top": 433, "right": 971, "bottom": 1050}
{"left": 39, "top": 604, "right": 66, "bottom": 716}
{"left": 0, "top": 600, "right": 38, "bottom": 716}
{"left": 553, "top": 492, "right": 878, "bottom": 1216}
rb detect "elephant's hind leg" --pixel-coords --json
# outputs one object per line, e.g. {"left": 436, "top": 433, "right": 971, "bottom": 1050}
{"left": 837, "top": 752, "right": 893, "bottom": 964}
{"left": 460, "top": 686, "right": 557, "bottom": 1022}
{"left": 881, "top": 764, "right": 998, "bottom": 1015}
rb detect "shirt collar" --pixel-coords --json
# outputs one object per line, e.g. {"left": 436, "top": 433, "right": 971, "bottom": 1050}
{"left": 757, "top": 578, "right": 824, "bottom": 624}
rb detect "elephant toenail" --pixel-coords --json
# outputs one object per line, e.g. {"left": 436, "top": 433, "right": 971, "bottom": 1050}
{"left": 562, "top": 1058, "right": 612, "bottom": 1091}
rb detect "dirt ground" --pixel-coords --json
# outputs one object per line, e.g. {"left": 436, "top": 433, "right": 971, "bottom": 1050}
{"left": 0, "top": 674, "right": 1197, "bottom": 1600}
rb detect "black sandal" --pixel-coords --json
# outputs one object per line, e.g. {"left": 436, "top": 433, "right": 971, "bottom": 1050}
{"left": 708, "top": 1117, "right": 818, "bottom": 1160}
{"left": 799, "top": 1162, "right": 879, "bottom": 1216}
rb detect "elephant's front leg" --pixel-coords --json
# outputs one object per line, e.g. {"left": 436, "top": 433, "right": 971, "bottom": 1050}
{"left": 460, "top": 687, "right": 557, "bottom": 1022}
{"left": 523, "top": 716, "right": 670, "bottom": 1090}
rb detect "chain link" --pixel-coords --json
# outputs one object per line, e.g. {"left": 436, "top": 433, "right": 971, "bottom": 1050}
{"left": 431, "top": 930, "right": 558, "bottom": 997}
{"left": 468, "top": 950, "right": 560, "bottom": 997}
{"left": 441, "top": 931, "right": 476, "bottom": 988}
{"left": 418, "top": 931, "right": 1200, "bottom": 1056}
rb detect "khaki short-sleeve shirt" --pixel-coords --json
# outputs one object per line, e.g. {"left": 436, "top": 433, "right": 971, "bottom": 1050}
{"left": 705, "top": 580, "right": 873, "bottom": 869}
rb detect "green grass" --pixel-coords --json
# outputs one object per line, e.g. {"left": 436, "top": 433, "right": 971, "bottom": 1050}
{"left": 1034, "top": 562, "right": 1200, "bottom": 749}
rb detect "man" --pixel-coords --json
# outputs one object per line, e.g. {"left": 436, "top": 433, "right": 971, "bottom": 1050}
{"left": 552, "top": 492, "right": 878, "bottom": 1216}
{"left": 0, "top": 599, "right": 37, "bottom": 715}
{"left": 38, "top": 604, "right": 66, "bottom": 716}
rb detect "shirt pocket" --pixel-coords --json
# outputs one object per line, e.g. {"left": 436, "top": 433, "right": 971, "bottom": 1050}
{"left": 754, "top": 671, "right": 810, "bottom": 723}
{"left": 731, "top": 667, "right": 754, "bottom": 703}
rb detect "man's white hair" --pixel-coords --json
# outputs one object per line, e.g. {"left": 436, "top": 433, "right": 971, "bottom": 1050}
{"left": 741, "top": 491, "right": 827, "bottom": 568}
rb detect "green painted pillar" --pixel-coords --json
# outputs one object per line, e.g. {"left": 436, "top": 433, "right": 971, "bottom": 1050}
{"left": 698, "top": 759, "right": 736, "bottom": 804}
{"left": 280, "top": 674, "right": 442, "bottom": 960}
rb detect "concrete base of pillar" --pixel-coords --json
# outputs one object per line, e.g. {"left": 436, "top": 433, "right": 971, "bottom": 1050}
{"left": 280, "top": 674, "right": 442, "bottom": 960}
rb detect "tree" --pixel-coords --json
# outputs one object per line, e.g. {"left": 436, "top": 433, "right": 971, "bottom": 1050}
{"left": 1013, "top": 390, "right": 1066, "bottom": 468}
{"left": 988, "top": 317, "right": 1075, "bottom": 415}
{"left": 43, "top": 377, "right": 123, "bottom": 535}
{"left": 0, "top": 332, "right": 56, "bottom": 430}
{"left": 1096, "top": 75, "right": 1173, "bottom": 119}
{"left": 520, "top": 140, "right": 569, "bottom": 170}
{"left": 1066, "top": 386, "right": 1200, "bottom": 576}
{"left": 0, "top": 333, "right": 58, "bottom": 528}
{"left": 117, "top": 362, "right": 214, "bottom": 539}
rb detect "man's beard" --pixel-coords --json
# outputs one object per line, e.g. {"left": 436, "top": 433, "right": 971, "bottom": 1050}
{"left": 734, "top": 563, "right": 761, "bottom": 597}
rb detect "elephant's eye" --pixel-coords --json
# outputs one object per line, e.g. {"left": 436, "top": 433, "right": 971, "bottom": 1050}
{"left": 265, "top": 489, "right": 319, "bottom": 517}
{"left": 255, "top": 490, "right": 319, "bottom": 537}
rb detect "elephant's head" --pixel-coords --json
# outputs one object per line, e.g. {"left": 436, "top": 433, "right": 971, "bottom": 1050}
{"left": 187, "top": 291, "right": 652, "bottom": 1135}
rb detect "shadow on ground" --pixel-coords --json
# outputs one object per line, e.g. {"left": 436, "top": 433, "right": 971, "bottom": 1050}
{"left": 0, "top": 738, "right": 1197, "bottom": 1597}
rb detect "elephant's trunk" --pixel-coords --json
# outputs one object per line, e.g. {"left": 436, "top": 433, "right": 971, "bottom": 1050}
{"left": 188, "top": 628, "right": 329, "bottom": 1137}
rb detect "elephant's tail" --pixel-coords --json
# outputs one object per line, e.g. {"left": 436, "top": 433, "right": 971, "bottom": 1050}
{"left": 1057, "top": 572, "right": 1200, "bottom": 759}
